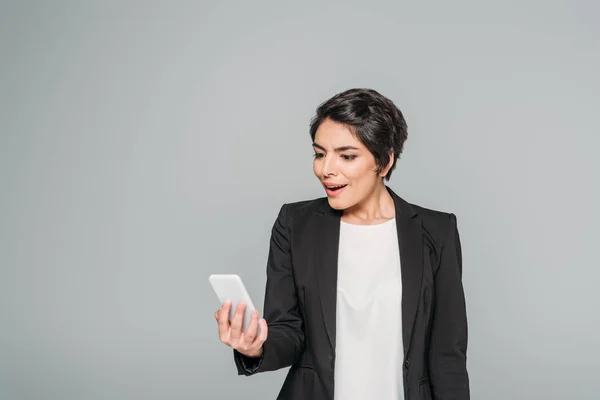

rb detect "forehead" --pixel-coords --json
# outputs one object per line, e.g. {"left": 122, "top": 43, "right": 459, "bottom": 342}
{"left": 313, "top": 119, "right": 364, "bottom": 149}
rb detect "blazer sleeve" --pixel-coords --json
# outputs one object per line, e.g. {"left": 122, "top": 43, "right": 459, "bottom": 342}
{"left": 233, "top": 203, "right": 305, "bottom": 375}
{"left": 428, "top": 213, "right": 470, "bottom": 399}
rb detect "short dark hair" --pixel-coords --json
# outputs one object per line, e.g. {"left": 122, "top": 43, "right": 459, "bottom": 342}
{"left": 309, "top": 88, "right": 408, "bottom": 181}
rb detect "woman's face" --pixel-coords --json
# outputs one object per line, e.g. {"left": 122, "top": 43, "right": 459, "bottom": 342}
{"left": 312, "top": 118, "right": 384, "bottom": 210}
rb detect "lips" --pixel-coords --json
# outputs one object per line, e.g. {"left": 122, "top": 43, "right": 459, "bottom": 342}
{"left": 323, "top": 183, "right": 348, "bottom": 197}
{"left": 325, "top": 184, "right": 347, "bottom": 191}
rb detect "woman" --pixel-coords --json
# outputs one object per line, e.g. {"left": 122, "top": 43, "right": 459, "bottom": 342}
{"left": 214, "top": 88, "right": 470, "bottom": 400}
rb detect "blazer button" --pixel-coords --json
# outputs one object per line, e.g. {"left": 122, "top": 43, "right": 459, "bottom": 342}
{"left": 404, "top": 358, "right": 410, "bottom": 369}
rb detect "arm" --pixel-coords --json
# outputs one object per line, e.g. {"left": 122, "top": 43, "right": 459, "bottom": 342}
{"left": 234, "top": 203, "right": 305, "bottom": 375}
{"left": 428, "top": 213, "right": 470, "bottom": 399}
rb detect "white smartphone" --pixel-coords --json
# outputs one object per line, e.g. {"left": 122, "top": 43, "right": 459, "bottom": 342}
{"left": 209, "top": 274, "right": 261, "bottom": 335}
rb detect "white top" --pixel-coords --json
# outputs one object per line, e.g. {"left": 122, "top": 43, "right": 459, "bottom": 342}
{"left": 333, "top": 218, "right": 404, "bottom": 400}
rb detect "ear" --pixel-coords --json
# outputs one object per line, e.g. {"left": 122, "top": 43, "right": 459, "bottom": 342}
{"left": 379, "top": 152, "right": 395, "bottom": 177}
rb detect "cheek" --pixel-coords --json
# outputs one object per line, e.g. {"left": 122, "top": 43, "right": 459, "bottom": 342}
{"left": 344, "top": 161, "right": 373, "bottom": 182}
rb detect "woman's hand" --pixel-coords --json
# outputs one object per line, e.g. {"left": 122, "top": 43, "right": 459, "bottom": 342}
{"left": 215, "top": 300, "right": 268, "bottom": 358}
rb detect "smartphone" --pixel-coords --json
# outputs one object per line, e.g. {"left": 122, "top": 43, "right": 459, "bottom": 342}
{"left": 209, "top": 274, "right": 261, "bottom": 335}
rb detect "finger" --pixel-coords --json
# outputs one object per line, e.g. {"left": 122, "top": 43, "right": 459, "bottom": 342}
{"left": 229, "top": 302, "right": 246, "bottom": 342}
{"left": 217, "top": 301, "right": 232, "bottom": 341}
{"left": 220, "top": 299, "right": 232, "bottom": 313}
{"left": 218, "top": 300, "right": 231, "bottom": 325}
{"left": 243, "top": 310, "right": 259, "bottom": 344}
{"left": 255, "top": 318, "right": 268, "bottom": 344}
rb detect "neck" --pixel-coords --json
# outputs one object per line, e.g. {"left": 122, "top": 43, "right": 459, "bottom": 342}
{"left": 342, "top": 183, "right": 396, "bottom": 224}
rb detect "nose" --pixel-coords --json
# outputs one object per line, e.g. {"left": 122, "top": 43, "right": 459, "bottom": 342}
{"left": 321, "top": 154, "right": 337, "bottom": 177}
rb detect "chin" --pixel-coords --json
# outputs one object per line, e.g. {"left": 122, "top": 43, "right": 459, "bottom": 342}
{"left": 327, "top": 197, "right": 347, "bottom": 210}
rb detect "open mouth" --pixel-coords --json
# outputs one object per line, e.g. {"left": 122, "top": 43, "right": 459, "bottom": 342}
{"left": 325, "top": 184, "right": 348, "bottom": 192}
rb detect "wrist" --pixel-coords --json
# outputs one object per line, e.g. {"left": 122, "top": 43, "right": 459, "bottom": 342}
{"left": 244, "top": 346, "right": 263, "bottom": 358}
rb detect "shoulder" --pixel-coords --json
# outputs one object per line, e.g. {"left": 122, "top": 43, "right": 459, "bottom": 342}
{"left": 283, "top": 197, "right": 328, "bottom": 216}
{"left": 411, "top": 202, "right": 456, "bottom": 228}
{"left": 407, "top": 201, "right": 459, "bottom": 250}
{"left": 273, "top": 197, "right": 327, "bottom": 227}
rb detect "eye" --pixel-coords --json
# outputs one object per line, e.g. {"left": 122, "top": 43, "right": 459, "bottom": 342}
{"left": 341, "top": 154, "right": 356, "bottom": 161}
{"left": 313, "top": 152, "right": 325, "bottom": 159}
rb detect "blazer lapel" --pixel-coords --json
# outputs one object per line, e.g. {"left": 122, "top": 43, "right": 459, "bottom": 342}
{"left": 393, "top": 200, "right": 423, "bottom": 354}
{"left": 313, "top": 203, "right": 341, "bottom": 352}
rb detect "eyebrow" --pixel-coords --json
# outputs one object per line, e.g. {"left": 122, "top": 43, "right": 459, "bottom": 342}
{"left": 312, "top": 143, "right": 360, "bottom": 152}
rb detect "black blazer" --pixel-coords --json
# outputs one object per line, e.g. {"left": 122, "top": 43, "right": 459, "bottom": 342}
{"left": 233, "top": 187, "right": 470, "bottom": 400}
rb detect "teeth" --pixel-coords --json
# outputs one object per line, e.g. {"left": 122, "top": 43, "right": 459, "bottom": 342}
{"left": 327, "top": 185, "right": 345, "bottom": 189}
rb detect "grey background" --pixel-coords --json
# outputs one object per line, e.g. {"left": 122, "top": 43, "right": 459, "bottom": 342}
{"left": 1, "top": 1, "right": 599, "bottom": 399}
